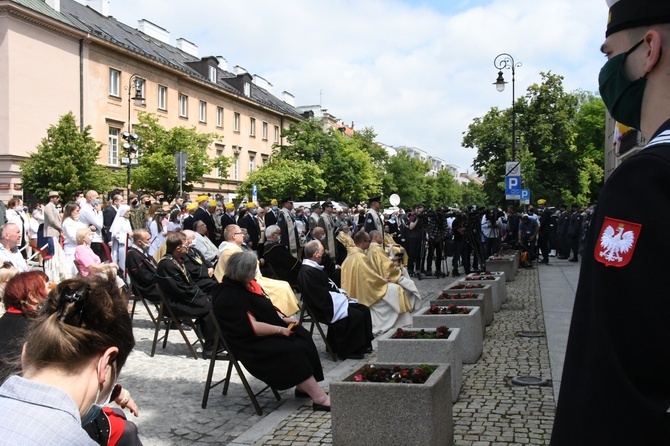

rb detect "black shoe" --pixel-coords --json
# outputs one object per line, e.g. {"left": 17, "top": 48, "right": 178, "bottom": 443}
{"left": 364, "top": 347, "right": 373, "bottom": 354}
{"left": 295, "top": 389, "right": 310, "bottom": 399}
{"left": 337, "top": 353, "right": 364, "bottom": 360}
{"left": 557, "top": 256, "right": 568, "bottom": 260}
{"left": 313, "top": 402, "right": 331, "bottom": 412}
{"left": 569, "top": 258, "right": 578, "bottom": 262}
{"left": 425, "top": 270, "right": 433, "bottom": 276}
{"left": 201, "top": 346, "right": 226, "bottom": 360}
{"left": 452, "top": 270, "right": 460, "bottom": 277}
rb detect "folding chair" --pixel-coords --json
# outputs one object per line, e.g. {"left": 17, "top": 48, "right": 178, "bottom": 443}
{"left": 201, "top": 311, "right": 281, "bottom": 414}
{"left": 128, "top": 280, "right": 159, "bottom": 324}
{"left": 150, "top": 284, "right": 204, "bottom": 360}
{"left": 298, "top": 298, "right": 337, "bottom": 362}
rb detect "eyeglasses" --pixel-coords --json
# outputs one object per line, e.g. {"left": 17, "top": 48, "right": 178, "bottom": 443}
{"left": 109, "top": 383, "right": 122, "bottom": 404}
{"left": 234, "top": 232, "right": 244, "bottom": 235}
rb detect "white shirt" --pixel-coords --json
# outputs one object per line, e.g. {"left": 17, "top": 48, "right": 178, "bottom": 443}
{"left": 302, "top": 259, "right": 350, "bottom": 323}
{"left": 79, "top": 202, "right": 104, "bottom": 243}
{"left": 0, "top": 244, "right": 28, "bottom": 271}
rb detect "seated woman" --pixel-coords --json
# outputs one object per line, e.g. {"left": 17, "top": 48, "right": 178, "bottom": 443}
{"left": 212, "top": 250, "right": 330, "bottom": 411}
{"left": 0, "top": 270, "right": 49, "bottom": 379}
{"left": 0, "top": 274, "right": 136, "bottom": 444}
{"left": 74, "top": 228, "right": 125, "bottom": 289}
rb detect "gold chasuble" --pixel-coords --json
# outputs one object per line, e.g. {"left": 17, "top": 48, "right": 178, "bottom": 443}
{"left": 336, "top": 231, "right": 355, "bottom": 249}
{"left": 367, "top": 242, "right": 402, "bottom": 282}
{"left": 384, "top": 233, "right": 408, "bottom": 267}
{"left": 341, "top": 247, "right": 411, "bottom": 313}
{"left": 214, "top": 243, "right": 299, "bottom": 316}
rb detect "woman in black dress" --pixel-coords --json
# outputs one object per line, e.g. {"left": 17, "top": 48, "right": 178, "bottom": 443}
{"left": 212, "top": 250, "right": 330, "bottom": 411}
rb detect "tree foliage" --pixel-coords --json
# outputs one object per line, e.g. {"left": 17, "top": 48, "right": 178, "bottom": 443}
{"left": 381, "top": 152, "right": 430, "bottom": 208}
{"left": 463, "top": 72, "right": 605, "bottom": 206}
{"left": 130, "top": 113, "right": 229, "bottom": 200}
{"left": 21, "top": 112, "right": 115, "bottom": 200}
{"left": 238, "top": 158, "right": 326, "bottom": 203}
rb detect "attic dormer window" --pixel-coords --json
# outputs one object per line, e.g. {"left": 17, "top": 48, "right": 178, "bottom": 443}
{"left": 209, "top": 66, "right": 217, "bottom": 83}
{"left": 244, "top": 82, "right": 250, "bottom": 97}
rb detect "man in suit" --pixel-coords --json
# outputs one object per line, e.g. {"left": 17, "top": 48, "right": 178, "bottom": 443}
{"left": 42, "top": 191, "right": 62, "bottom": 240}
{"left": 192, "top": 195, "right": 217, "bottom": 245}
{"left": 126, "top": 229, "right": 162, "bottom": 304}
{"left": 277, "top": 197, "right": 300, "bottom": 258}
{"left": 264, "top": 198, "right": 279, "bottom": 227}
{"left": 103, "top": 193, "right": 124, "bottom": 248}
{"left": 238, "top": 202, "right": 260, "bottom": 252}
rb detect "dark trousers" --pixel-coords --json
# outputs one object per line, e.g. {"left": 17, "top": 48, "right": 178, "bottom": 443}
{"left": 570, "top": 236, "right": 579, "bottom": 260}
{"left": 484, "top": 236, "right": 500, "bottom": 258}
{"left": 426, "top": 240, "right": 443, "bottom": 272}
{"left": 538, "top": 231, "right": 550, "bottom": 261}
{"left": 91, "top": 242, "right": 109, "bottom": 262}
{"left": 451, "top": 240, "right": 471, "bottom": 273}
{"left": 408, "top": 237, "right": 422, "bottom": 273}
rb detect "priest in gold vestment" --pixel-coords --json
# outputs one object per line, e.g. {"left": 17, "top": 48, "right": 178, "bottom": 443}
{"left": 215, "top": 225, "right": 300, "bottom": 316}
{"left": 367, "top": 230, "right": 420, "bottom": 305}
{"left": 341, "top": 230, "right": 413, "bottom": 334}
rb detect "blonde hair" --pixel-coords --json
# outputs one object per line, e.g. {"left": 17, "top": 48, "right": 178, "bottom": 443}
{"left": 76, "top": 228, "right": 92, "bottom": 245}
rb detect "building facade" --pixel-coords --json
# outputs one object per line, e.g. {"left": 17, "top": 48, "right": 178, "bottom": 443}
{"left": 0, "top": 0, "right": 305, "bottom": 203}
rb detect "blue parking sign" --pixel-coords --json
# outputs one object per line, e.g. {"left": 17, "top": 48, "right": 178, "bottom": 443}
{"left": 505, "top": 176, "right": 521, "bottom": 199}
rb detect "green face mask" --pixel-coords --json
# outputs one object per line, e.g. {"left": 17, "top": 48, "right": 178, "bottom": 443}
{"left": 598, "top": 39, "right": 646, "bottom": 130}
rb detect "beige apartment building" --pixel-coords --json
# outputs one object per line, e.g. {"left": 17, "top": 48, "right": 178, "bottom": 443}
{"left": 0, "top": 0, "right": 305, "bottom": 204}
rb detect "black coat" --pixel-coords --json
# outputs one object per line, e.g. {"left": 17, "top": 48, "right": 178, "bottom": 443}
{"left": 193, "top": 207, "right": 217, "bottom": 245}
{"left": 551, "top": 136, "right": 670, "bottom": 445}
{"left": 297, "top": 264, "right": 372, "bottom": 356}
{"left": 262, "top": 241, "right": 301, "bottom": 285}
{"left": 155, "top": 254, "right": 211, "bottom": 318}
{"left": 239, "top": 213, "right": 260, "bottom": 250}
{"left": 126, "top": 246, "right": 161, "bottom": 303}
{"left": 212, "top": 278, "right": 323, "bottom": 389}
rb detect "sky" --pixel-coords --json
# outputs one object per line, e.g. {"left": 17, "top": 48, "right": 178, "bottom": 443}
{"left": 91, "top": 0, "right": 610, "bottom": 173}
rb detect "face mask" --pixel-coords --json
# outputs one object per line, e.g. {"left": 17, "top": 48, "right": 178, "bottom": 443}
{"left": 92, "top": 199, "right": 100, "bottom": 207}
{"left": 81, "top": 360, "right": 116, "bottom": 426}
{"left": 228, "top": 211, "right": 235, "bottom": 217}
{"left": 598, "top": 39, "right": 648, "bottom": 130}
{"left": 252, "top": 209, "right": 257, "bottom": 216}
{"left": 320, "top": 235, "right": 326, "bottom": 241}
{"left": 243, "top": 235, "right": 251, "bottom": 244}
{"left": 277, "top": 236, "right": 282, "bottom": 244}
{"left": 272, "top": 206, "right": 278, "bottom": 211}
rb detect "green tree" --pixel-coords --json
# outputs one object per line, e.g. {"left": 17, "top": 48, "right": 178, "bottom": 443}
{"left": 459, "top": 181, "right": 487, "bottom": 208}
{"left": 276, "top": 119, "right": 380, "bottom": 203}
{"left": 131, "top": 113, "right": 228, "bottom": 200}
{"left": 573, "top": 92, "right": 606, "bottom": 201}
{"left": 21, "top": 112, "right": 115, "bottom": 200}
{"left": 424, "top": 169, "right": 462, "bottom": 208}
{"left": 381, "top": 152, "right": 430, "bottom": 208}
{"left": 238, "top": 158, "right": 326, "bottom": 202}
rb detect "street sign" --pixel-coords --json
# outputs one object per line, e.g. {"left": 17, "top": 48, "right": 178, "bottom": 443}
{"left": 252, "top": 184, "right": 258, "bottom": 204}
{"left": 505, "top": 176, "right": 521, "bottom": 200}
{"left": 505, "top": 161, "right": 521, "bottom": 177}
{"left": 520, "top": 189, "right": 530, "bottom": 205}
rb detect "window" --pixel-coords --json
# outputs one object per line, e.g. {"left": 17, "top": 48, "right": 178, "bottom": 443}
{"left": 233, "top": 154, "right": 239, "bottom": 180}
{"left": 262, "top": 122, "right": 268, "bottom": 140}
{"left": 179, "top": 94, "right": 188, "bottom": 117}
{"left": 244, "top": 82, "right": 250, "bottom": 97}
{"left": 261, "top": 155, "right": 269, "bottom": 166}
{"left": 109, "top": 68, "right": 120, "bottom": 97}
{"left": 249, "top": 118, "right": 256, "bottom": 136}
{"left": 216, "top": 148, "right": 224, "bottom": 178}
{"left": 249, "top": 155, "right": 255, "bottom": 173}
{"left": 216, "top": 107, "right": 223, "bottom": 128}
{"left": 108, "top": 128, "right": 119, "bottom": 165}
{"left": 274, "top": 125, "right": 280, "bottom": 143}
{"left": 234, "top": 112, "right": 240, "bottom": 132}
{"left": 199, "top": 101, "right": 207, "bottom": 123}
{"left": 209, "top": 66, "right": 217, "bottom": 83}
{"left": 157, "top": 85, "right": 167, "bottom": 110}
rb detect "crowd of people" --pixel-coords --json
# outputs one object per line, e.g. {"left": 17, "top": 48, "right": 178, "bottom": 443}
{"left": 0, "top": 187, "right": 599, "bottom": 443}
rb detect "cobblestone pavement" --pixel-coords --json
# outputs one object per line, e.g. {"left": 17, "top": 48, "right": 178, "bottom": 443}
{"left": 124, "top": 266, "right": 555, "bottom": 445}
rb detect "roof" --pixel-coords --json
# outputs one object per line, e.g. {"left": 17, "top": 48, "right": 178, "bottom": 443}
{"left": 11, "top": 0, "right": 304, "bottom": 120}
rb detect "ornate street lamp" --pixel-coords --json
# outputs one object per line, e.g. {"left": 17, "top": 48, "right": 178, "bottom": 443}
{"left": 124, "top": 74, "right": 144, "bottom": 194}
{"left": 493, "top": 53, "right": 522, "bottom": 160}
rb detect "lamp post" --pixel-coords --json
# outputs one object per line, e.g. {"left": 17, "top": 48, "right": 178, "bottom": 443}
{"left": 123, "top": 74, "right": 145, "bottom": 195}
{"left": 493, "top": 53, "right": 522, "bottom": 160}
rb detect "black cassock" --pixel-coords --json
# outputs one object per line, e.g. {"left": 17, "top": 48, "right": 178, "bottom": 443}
{"left": 155, "top": 254, "right": 212, "bottom": 319}
{"left": 183, "top": 247, "right": 218, "bottom": 294}
{"left": 262, "top": 241, "right": 301, "bottom": 285}
{"left": 212, "top": 277, "right": 323, "bottom": 390}
{"left": 297, "top": 264, "right": 372, "bottom": 357}
{"left": 126, "top": 246, "right": 161, "bottom": 303}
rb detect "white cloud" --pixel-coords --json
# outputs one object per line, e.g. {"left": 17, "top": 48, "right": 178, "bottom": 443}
{"left": 100, "top": 0, "right": 609, "bottom": 172}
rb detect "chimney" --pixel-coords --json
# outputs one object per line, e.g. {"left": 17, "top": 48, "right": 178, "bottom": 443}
{"left": 176, "top": 38, "right": 198, "bottom": 57}
{"left": 351, "top": 121, "right": 355, "bottom": 130}
{"left": 138, "top": 19, "right": 170, "bottom": 44}
{"left": 282, "top": 91, "right": 295, "bottom": 107}
{"left": 87, "top": 0, "right": 110, "bottom": 17}
{"left": 233, "top": 65, "right": 248, "bottom": 76}
{"left": 216, "top": 56, "right": 228, "bottom": 72}
{"left": 45, "top": 0, "right": 60, "bottom": 12}
{"left": 252, "top": 75, "right": 273, "bottom": 93}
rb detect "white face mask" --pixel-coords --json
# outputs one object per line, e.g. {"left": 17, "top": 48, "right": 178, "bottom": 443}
{"left": 228, "top": 211, "right": 235, "bottom": 217}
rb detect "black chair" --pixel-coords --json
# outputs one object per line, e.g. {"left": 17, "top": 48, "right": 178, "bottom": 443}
{"left": 129, "top": 280, "right": 159, "bottom": 326}
{"left": 201, "top": 311, "right": 281, "bottom": 414}
{"left": 298, "top": 298, "right": 337, "bottom": 362}
{"left": 150, "top": 284, "right": 204, "bottom": 360}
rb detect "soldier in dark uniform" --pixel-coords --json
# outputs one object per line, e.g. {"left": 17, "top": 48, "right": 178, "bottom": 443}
{"left": 551, "top": 2, "right": 670, "bottom": 444}
{"left": 364, "top": 197, "right": 384, "bottom": 235}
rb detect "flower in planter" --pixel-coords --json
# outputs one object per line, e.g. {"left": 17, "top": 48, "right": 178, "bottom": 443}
{"left": 468, "top": 275, "right": 496, "bottom": 280}
{"left": 391, "top": 326, "right": 450, "bottom": 339}
{"left": 428, "top": 304, "right": 470, "bottom": 315}
{"left": 351, "top": 364, "right": 437, "bottom": 384}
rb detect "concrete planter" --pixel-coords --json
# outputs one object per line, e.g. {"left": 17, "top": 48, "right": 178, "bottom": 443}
{"left": 462, "top": 274, "right": 507, "bottom": 306}
{"left": 443, "top": 281, "right": 497, "bottom": 315}
{"left": 377, "top": 327, "right": 463, "bottom": 402}
{"left": 498, "top": 249, "right": 520, "bottom": 274}
{"left": 485, "top": 256, "right": 515, "bottom": 282}
{"left": 331, "top": 363, "right": 453, "bottom": 446}
{"left": 432, "top": 292, "right": 490, "bottom": 328}
{"left": 413, "top": 306, "right": 483, "bottom": 363}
